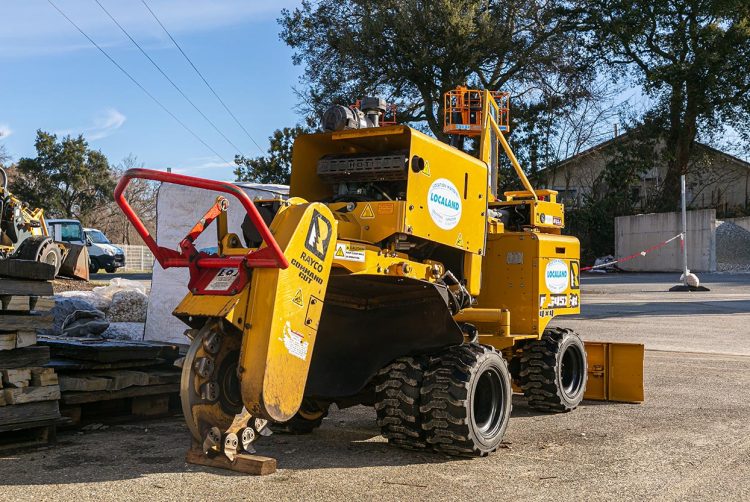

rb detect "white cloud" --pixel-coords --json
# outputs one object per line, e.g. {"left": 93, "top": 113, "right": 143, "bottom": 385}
{"left": 87, "top": 108, "right": 127, "bottom": 140}
{"left": 0, "top": 0, "right": 301, "bottom": 59}
{"left": 57, "top": 108, "right": 127, "bottom": 141}
{"left": 176, "top": 157, "right": 235, "bottom": 172}
{"left": 0, "top": 124, "right": 12, "bottom": 138}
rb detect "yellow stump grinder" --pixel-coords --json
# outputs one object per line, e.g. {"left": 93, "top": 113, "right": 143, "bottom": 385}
{"left": 116, "top": 89, "right": 643, "bottom": 462}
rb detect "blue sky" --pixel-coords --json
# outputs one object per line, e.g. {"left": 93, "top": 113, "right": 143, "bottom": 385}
{"left": 0, "top": 0, "right": 302, "bottom": 179}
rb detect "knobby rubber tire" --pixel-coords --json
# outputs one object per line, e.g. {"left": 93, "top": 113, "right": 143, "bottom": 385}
{"left": 14, "top": 236, "right": 61, "bottom": 276}
{"left": 271, "top": 400, "right": 329, "bottom": 434}
{"left": 374, "top": 356, "right": 429, "bottom": 450}
{"left": 420, "top": 343, "right": 512, "bottom": 457}
{"left": 518, "top": 327, "right": 587, "bottom": 413}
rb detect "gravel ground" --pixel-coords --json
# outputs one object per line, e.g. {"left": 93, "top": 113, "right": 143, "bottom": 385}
{"left": 2, "top": 273, "right": 749, "bottom": 501}
{"left": 52, "top": 278, "right": 99, "bottom": 293}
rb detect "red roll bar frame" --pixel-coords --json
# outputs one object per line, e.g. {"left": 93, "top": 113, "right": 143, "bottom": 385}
{"left": 114, "top": 168, "right": 288, "bottom": 294}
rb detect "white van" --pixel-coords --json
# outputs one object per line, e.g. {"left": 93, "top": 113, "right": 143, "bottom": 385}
{"left": 83, "top": 228, "right": 125, "bottom": 273}
{"left": 46, "top": 219, "right": 125, "bottom": 273}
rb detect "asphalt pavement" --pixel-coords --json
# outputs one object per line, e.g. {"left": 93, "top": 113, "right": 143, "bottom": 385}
{"left": 2, "top": 272, "right": 748, "bottom": 501}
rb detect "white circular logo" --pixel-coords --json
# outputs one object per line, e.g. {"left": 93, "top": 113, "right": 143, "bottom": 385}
{"left": 545, "top": 259, "right": 569, "bottom": 294}
{"left": 427, "top": 178, "right": 462, "bottom": 230}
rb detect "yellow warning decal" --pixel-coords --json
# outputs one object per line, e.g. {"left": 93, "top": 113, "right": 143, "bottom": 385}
{"left": 292, "top": 288, "right": 304, "bottom": 307}
{"left": 423, "top": 161, "right": 431, "bottom": 177}
{"left": 334, "top": 242, "right": 366, "bottom": 262}
{"left": 360, "top": 203, "right": 375, "bottom": 219}
{"left": 456, "top": 233, "right": 464, "bottom": 247}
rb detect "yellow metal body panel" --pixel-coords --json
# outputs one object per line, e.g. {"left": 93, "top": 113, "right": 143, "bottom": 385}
{"left": 405, "top": 129, "right": 487, "bottom": 254}
{"left": 238, "top": 202, "right": 337, "bottom": 422}
{"left": 474, "top": 231, "right": 580, "bottom": 343}
{"left": 290, "top": 126, "right": 487, "bottom": 254}
{"left": 328, "top": 201, "right": 406, "bottom": 244}
{"left": 584, "top": 342, "right": 645, "bottom": 403}
{"left": 174, "top": 293, "right": 244, "bottom": 327}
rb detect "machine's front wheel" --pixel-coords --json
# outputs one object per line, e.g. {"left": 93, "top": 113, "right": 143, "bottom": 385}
{"left": 374, "top": 356, "right": 428, "bottom": 450}
{"left": 420, "top": 344, "right": 512, "bottom": 457}
{"left": 518, "top": 327, "right": 587, "bottom": 412}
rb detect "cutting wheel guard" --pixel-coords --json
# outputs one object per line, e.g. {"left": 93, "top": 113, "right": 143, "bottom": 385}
{"left": 114, "top": 168, "right": 288, "bottom": 295}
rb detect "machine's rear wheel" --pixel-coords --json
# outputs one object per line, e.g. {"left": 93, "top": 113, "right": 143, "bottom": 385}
{"left": 14, "top": 236, "right": 62, "bottom": 276}
{"left": 271, "top": 399, "right": 329, "bottom": 434}
{"left": 420, "top": 344, "right": 512, "bottom": 457}
{"left": 374, "top": 356, "right": 428, "bottom": 450}
{"left": 518, "top": 327, "right": 587, "bottom": 412}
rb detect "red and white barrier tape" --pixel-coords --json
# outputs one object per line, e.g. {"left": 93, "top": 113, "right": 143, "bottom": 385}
{"left": 581, "top": 233, "right": 684, "bottom": 271}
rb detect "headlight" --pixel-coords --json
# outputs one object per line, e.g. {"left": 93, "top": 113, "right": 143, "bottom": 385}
{"left": 105, "top": 247, "right": 116, "bottom": 256}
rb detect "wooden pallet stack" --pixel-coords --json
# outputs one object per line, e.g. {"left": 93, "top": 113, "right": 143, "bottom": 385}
{"left": 0, "top": 261, "right": 61, "bottom": 452}
{"left": 38, "top": 337, "right": 182, "bottom": 426}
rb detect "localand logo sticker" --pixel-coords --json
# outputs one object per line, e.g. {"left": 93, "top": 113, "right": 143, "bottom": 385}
{"left": 205, "top": 267, "right": 239, "bottom": 291}
{"left": 304, "top": 209, "right": 332, "bottom": 261}
{"left": 280, "top": 321, "right": 308, "bottom": 361}
{"left": 545, "top": 259, "right": 569, "bottom": 294}
{"left": 334, "top": 242, "right": 366, "bottom": 262}
{"left": 427, "top": 178, "right": 462, "bottom": 230}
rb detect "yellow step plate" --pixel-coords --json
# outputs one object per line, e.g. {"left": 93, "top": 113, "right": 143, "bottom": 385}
{"left": 584, "top": 341, "right": 644, "bottom": 403}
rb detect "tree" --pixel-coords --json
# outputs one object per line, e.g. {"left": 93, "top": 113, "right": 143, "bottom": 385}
{"left": 566, "top": 119, "right": 661, "bottom": 260}
{"left": 0, "top": 145, "right": 8, "bottom": 168}
{"left": 585, "top": 0, "right": 750, "bottom": 210}
{"left": 234, "top": 126, "right": 308, "bottom": 184}
{"left": 279, "top": 0, "right": 599, "bottom": 170}
{"left": 11, "top": 131, "right": 116, "bottom": 222}
{"left": 100, "top": 154, "right": 157, "bottom": 245}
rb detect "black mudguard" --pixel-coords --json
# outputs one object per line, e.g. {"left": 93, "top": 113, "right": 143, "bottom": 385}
{"left": 304, "top": 274, "right": 463, "bottom": 400}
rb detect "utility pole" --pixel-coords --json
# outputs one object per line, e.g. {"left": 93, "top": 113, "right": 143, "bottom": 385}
{"left": 670, "top": 175, "right": 708, "bottom": 291}
{"left": 681, "top": 175, "right": 689, "bottom": 285}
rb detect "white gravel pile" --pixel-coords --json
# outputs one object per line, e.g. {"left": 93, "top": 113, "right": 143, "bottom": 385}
{"left": 102, "top": 322, "right": 145, "bottom": 341}
{"left": 715, "top": 220, "right": 750, "bottom": 272}
{"left": 106, "top": 289, "right": 148, "bottom": 323}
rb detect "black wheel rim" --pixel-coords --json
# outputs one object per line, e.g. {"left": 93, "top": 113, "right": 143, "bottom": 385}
{"left": 43, "top": 250, "right": 58, "bottom": 268}
{"left": 561, "top": 343, "right": 585, "bottom": 398}
{"left": 473, "top": 367, "right": 506, "bottom": 440}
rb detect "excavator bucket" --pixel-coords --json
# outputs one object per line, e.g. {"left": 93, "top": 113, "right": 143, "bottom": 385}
{"left": 58, "top": 243, "right": 90, "bottom": 281}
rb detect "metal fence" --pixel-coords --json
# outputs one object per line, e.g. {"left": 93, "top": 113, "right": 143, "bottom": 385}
{"left": 117, "top": 244, "right": 155, "bottom": 271}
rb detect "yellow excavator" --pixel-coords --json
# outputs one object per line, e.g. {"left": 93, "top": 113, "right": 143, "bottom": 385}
{"left": 0, "top": 167, "right": 89, "bottom": 280}
{"left": 116, "top": 89, "right": 643, "bottom": 461}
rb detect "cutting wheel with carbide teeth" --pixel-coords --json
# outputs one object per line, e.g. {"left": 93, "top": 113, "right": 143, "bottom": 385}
{"left": 180, "top": 319, "right": 245, "bottom": 444}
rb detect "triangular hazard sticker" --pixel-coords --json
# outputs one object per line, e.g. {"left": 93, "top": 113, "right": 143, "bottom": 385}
{"left": 456, "top": 233, "right": 464, "bottom": 247}
{"left": 360, "top": 203, "right": 375, "bottom": 219}
{"left": 335, "top": 245, "right": 345, "bottom": 258}
{"left": 292, "top": 288, "right": 304, "bottom": 307}
{"left": 423, "top": 162, "right": 431, "bottom": 176}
